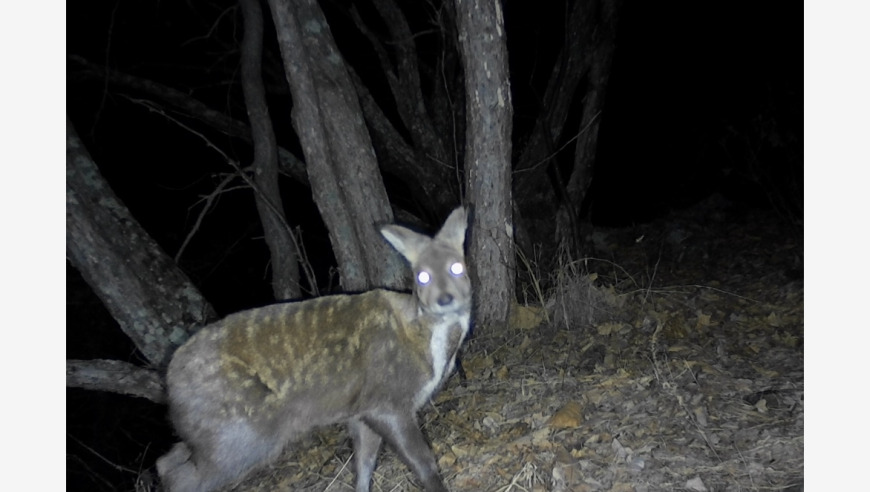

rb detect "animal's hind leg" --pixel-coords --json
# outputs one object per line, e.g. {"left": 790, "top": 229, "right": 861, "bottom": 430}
{"left": 156, "top": 442, "right": 221, "bottom": 492}
{"left": 163, "top": 418, "right": 288, "bottom": 492}
{"left": 158, "top": 440, "right": 259, "bottom": 492}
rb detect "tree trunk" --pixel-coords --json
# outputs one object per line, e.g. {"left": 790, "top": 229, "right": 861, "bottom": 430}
{"left": 557, "top": 0, "right": 620, "bottom": 256}
{"left": 266, "top": 0, "right": 405, "bottom": 292}
{"left": 240, "top": 0, "right": 301, "bottom": 300}
{"left": 513, "top": 0, "right": 621, "bottom": 257}
{"left": 345, "top": 3, "right": 460, "bottom": 219}
{"left": 454, "top": 0, "right": 515, "bottom": 331}
{"left": 66, "top": 117, "right": 216, "bottom": 369}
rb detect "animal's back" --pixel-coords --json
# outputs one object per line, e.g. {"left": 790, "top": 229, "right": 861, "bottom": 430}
{"left": 166, "top": 289, "right": 415, "bottom": 435}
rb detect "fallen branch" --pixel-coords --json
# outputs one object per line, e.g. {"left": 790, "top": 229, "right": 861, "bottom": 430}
{"left": 67, "top": 359, "right": 166, "bottom": 404}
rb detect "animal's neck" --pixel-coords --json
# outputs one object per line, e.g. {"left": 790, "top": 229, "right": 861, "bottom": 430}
{"left": 412, "top": 311, "right": 469, "bottom": 409}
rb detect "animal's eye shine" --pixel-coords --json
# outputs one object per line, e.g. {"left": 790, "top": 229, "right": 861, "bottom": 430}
{"left": 417, "top": 271, "right": 431, "bottom": 285}
{"left": 450, "top": 262, "right": 464, "bottom": 276}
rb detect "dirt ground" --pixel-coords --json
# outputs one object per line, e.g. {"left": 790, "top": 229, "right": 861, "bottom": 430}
{"left": 173, "top": 197, "right": 803, "bottom": 492}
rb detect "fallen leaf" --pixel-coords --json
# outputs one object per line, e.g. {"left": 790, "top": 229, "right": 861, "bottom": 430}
{"left": 695, "top": 312, "right": 713, "bottom": 329}
{"left": 548, "top": 401, "right": 583, "bottom": 429}
{"left": 685, "top": 475, "right": 708, "bottom": 491}
{"left": 596, "top": 322, "right": 622, "bottom": 336}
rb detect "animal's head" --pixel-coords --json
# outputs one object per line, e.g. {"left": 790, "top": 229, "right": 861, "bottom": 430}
{"left": 381, "top": 207, "right": 470, "bottom": 315}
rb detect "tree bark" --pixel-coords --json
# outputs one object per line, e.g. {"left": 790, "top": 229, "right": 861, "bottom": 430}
{"left": 67, "top": 359, "right": 166, "bottom": 403}
{"left": 266, "top": 0, "right": 404, "bottom": 292}
{"left": 454, "top": 0, "right": 515, "bottom": 330}
{"left": 66, "top": 117, "right": 216, "bottom": 368}
{"left": 240, "top": 0, "right": 301, "bottom": 300}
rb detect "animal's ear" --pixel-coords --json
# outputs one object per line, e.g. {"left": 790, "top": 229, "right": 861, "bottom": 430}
{"left": 434, "top": 207, "right": 467, "bottom": 251}
{"left": 381, "top": 225, "right": 430, "bottom": 265}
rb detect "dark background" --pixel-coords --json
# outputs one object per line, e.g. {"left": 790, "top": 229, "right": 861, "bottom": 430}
{"left": 66, "top": 1, "right": 801, "bottom": 490}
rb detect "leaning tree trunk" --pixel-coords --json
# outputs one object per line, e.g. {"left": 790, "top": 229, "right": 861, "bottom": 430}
{"left": 266, "top": 0, "right": 405, "bottom": 292}
{"left": 66, "top": 117, "right": 216, "bottom": 378}
{"left": 454, "top": 0, "right": 515, "bottom": 331}
{"left": 240, "top": 0, "right": 301, "bottom": 300}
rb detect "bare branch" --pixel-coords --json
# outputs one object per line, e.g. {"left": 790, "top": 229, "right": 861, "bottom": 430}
{"left": 68, "top": 54, "right": 308, "bottom": 186}
{"left": 175, "top": 172, "right": 238, "bottom": 263}
{"left": 126, "top": 95, "right": 321, "bottom": 297}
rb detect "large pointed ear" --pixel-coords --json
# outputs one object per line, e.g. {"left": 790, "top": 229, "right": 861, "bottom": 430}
{"left": 434, "top": 207, "right": 467, "bottom": 251}
{"left": 380, "top": 225, "right": 430, "bottom": 265}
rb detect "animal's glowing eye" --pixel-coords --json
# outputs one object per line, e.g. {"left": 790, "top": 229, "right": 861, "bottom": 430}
{"left": 417, "top": 271, "right": 431, "bottom": 285}
{"left": 450, "top": 262, "right": 464, "bottom": 276}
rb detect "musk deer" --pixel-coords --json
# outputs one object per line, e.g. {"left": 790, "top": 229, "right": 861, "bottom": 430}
{"left": 157, "top": 207, "right": 470, "bottom": 492}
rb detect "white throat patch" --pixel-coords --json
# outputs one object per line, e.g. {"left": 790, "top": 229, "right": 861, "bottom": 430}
{"left": 413, "top": 312, "right": 470, "bottom": 409}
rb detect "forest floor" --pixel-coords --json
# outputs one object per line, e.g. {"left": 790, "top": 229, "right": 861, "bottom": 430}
{"left": 204, "top": 195, "right": 805, "bottom": 492}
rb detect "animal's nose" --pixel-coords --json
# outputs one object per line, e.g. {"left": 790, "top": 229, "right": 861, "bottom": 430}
{"left": 437, "top": 293, "right": 454, "bottom": 306}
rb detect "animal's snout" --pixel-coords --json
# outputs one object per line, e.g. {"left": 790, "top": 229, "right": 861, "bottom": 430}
{"left": 437, "top": 293, "right": 454, "bottom": 306}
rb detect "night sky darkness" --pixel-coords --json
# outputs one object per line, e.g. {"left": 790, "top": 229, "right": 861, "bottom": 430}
{"left": 65, "top": 1, "right": 801, "bottom": 490}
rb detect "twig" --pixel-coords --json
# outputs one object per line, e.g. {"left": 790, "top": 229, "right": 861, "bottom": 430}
{"left": 513, "top": 110, "right": 601, "bottom": 175}
{"left": 68, "top": 434, "right": 139, "bottom": 475}
{"left": 123, "top": 96, "right": 320, "bottom": 296}
{"left": 643, "top": 245, "right": 663, "bottom": 306}
{"left": 175, "top": 172, "right": 237, "bottom": 263}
